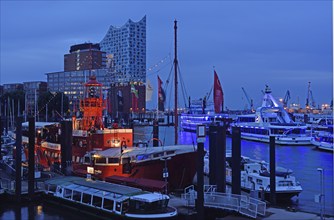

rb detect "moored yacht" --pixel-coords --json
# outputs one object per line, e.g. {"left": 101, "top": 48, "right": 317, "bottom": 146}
{"left": 311, "top": 131, "right": 333, "bottom": 152}
{"left": 232, "top": 86, "right": 312, "bottom": 145}
{"left": 204, "top": 153, "right": 303, "bottom": 200}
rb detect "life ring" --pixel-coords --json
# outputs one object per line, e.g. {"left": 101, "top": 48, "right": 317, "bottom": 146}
{"left": 149, "top": 138, "right": 163, "bottom": 146}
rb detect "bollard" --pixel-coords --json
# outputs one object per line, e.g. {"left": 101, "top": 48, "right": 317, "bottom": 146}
{"left": 270, "top": 136, "right": 276, "bottom": 205}
{"left": 216, "top": 125, "right": 226, "bottom": 193}
{"left": 208, "top": 125, "right": 217, "bottom": 185}
{"left": 196, "top": 125, "right": 205, "bottom": 220}
{"left": 231, "top": 126, "right": 241, "bottom": 195}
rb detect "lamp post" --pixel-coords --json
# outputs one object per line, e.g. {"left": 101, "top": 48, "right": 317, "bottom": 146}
{"left": 161, "top": 157, "right": 171, "bottom": 195}
{"left": 317, "top": 168, "right": 324, "bottom": 220}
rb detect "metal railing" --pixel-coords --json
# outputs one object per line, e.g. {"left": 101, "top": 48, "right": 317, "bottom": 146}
{"left": 181, "top": 185, "right": 266, "bottom": 219}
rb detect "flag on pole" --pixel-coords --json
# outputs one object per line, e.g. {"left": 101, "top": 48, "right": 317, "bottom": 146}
{"left": 214, "top": 70, "right": 224, "bottom": 113}
{"left": 131, "top": 84, "right": 139, "bottom": 98}
{"left": 146, "top": 80, "right": 153, "bottom": 101}
{"left": 131, "top": 84, "right": 138, "bottom": 112}
{"left": 158, "top": 76, "right": 166, "bottom": 111}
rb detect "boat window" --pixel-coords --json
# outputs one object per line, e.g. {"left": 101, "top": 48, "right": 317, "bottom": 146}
{"left": 82, "top": 193, "right": 92, "bottom": 204}
{"left": 116, "top": 202, "right": 122, "bottom": 212}
{"left": 278, "top": 181, "right": 293, "bottom": 187}
{"left": 72, "top": 190, "right": 81, "bottom": 202}
{"left": 92, "top": 196, "right": 102, "bottom": 207}
{"left": 122, "top": 200, "right": 129, "bottom": 213}
{"left": 291, "top": 129, "right": 303, "bottom": 134}
{"left": 103, "top": 198, "right": 114, "bottom": 211}
{"left": 95, "top": 157, "right": 107, "bottom": 164}
{"left": 166, "top": 151, "right": 175, "bottom": 155}
{"left": 153, "top": 152, "right": 163, "bottom": 158}
{"left": 129, "top": 199, "right": 169, "bottom": 213}
{"left": 64, "top": 189, "right": 72, "bottom": 199}
{"left": 130, "top": 200, "right": 146, "bottom": 211}
{"left": 256, "top": 179, "right": 263, "bottom": 185}
{"left": 108, "top": 157, "right": 119, "bottom": 164}
{"left": 122, "top": 157, "right": 130, "bottom": 164}
{"left": 48, "top": 184, "right": 57, "bottom": 192}
{"left": 136, "top": 154, "right": 149, "bottom": 161}
{"left": 84, "top": 156, "right": 91, "bottom": 164}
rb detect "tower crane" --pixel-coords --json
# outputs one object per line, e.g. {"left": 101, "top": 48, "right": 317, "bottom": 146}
{"left": 282, "top": 90, "right": 291, "bottom": 108}
{"left": 241, "top": 87, "right": 254, "bottom": 112}
{"left": 306, "top": 82, "right": 316, "bottom": 109}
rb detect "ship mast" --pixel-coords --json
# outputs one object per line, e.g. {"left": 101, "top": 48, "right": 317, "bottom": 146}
{"left": 174, "top": 20, "right": 178, "bottom": 145}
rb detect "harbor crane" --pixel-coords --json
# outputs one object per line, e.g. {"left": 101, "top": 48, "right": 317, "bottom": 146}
{"left": 306, "top": 82, "right": 316, "bottom": 109}
{"left": 282, "top": 90, "right": 291, "bottom": 108}
{"left": 242, "top": 87, "right": 254, "bottom": 112}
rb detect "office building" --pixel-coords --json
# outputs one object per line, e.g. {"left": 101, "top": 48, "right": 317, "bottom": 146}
{"left": 64, "top": 43, "right": 106, "bottom": 71}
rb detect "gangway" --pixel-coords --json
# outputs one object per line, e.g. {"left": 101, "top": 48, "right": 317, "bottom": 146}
{"left": 182, "top": 185, "right": 266, "bottom": 219}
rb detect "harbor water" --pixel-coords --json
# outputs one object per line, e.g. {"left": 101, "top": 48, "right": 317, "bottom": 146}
{"left": 1, "top": 126, "right": 333, "bottom": 219}
{"left": 136, "top": 126, "right": 334, "bottom": 216}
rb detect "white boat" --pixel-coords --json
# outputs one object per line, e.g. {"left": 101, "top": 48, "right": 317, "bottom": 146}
{"left": 181, "top": 110, "right": 230, "bottom": 132}
{"left": 204, "top": 153, "right": 303, "bottom": 200}
{"left": 180, "top": 70, "right": 234, "bottom": 132}
{"left": 232, "top": 86, "right": 312, "bottom": 145}
{"left": 311, "top": 131, "right": 333, "bottom": 152}
{"left": 44, "top": 176, "right": 177, "bottom": 219}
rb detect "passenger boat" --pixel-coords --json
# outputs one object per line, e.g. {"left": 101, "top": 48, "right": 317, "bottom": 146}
{"left": 232, "top": 86, "right": 312, "bottom": 145}
{"left": 204, "top": 153, "right": 303, "bottom": 200}
{"left": 311, "top": 131, "right": 333, "bottom": 152}
{"left": 180, "top": 70, "right": 233, "bottom": 132}
{"left": 44, "top": 176, "right": 177, "bottom": 219}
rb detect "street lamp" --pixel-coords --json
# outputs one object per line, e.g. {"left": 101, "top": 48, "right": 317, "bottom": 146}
{"left": 317, "top": 168, "right": 325, "bottom": 220}
{"left": 161, "top": 156, "right": 171, "bottom": 195}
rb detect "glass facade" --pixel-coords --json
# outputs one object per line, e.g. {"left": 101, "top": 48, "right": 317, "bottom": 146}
{"left": 100, "top": 16, "right": 146, "bottom": 84}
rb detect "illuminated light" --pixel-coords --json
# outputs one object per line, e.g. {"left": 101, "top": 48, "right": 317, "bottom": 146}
{"left": 37, "top": 206, "right": 43, "bottom": 215}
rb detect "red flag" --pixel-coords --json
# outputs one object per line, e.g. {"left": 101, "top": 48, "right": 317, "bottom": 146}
{"left": 158, "top": 76, "right": 166, "bottom": 111}
{"left": 214, "top": 70, "right": 224, "bottom": 113}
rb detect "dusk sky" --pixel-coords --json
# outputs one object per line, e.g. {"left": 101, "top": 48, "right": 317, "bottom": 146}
{"left": 0, "top": 1, "right": 332, "bottom": 110}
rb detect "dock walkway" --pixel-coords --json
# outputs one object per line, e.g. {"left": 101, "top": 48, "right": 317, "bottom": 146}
{"left": 181, "top": 185, "right": 266, "bottom": 219}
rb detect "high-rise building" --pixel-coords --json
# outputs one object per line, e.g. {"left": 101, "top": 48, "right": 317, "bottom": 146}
{"left": 64, "top": 43, "right": 106, "bottom": 71}
{"left": 47, "top": 17, "right": 147, "bottom": 116}
{"left": 100, "top": 16, "right": 146, "bottom": 84}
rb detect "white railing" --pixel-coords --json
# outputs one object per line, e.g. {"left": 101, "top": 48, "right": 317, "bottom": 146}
{"left": 181, "top": 185, "right": 266, "bottom": 219}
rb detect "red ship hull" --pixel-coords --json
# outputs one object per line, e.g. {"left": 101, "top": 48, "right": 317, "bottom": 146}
{"left": 73, "top": 148, "right": 197, "bottom": 191}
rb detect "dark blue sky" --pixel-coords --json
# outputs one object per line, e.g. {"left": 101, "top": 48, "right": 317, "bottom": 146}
{"left": 0, "top": 1, "right": 332, "bottom": 110}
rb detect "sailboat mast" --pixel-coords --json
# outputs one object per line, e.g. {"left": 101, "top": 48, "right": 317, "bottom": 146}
{"left": 174, "top": 20, "right": 178, "bottom": 145}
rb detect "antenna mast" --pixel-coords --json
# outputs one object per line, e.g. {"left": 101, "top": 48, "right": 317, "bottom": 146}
{"left": 174, "top": 20, "right": 178, "bottom": 145}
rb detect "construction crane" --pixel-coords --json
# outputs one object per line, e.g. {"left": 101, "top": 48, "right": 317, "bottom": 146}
{"left": 282, "top": 90, "right": 291, "bottom": 108}
{"left": 306, "top": 82, "right": 316, "bottom": 109}
{"left": 242, "top": 87, "right": 254, "bottom": 112}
